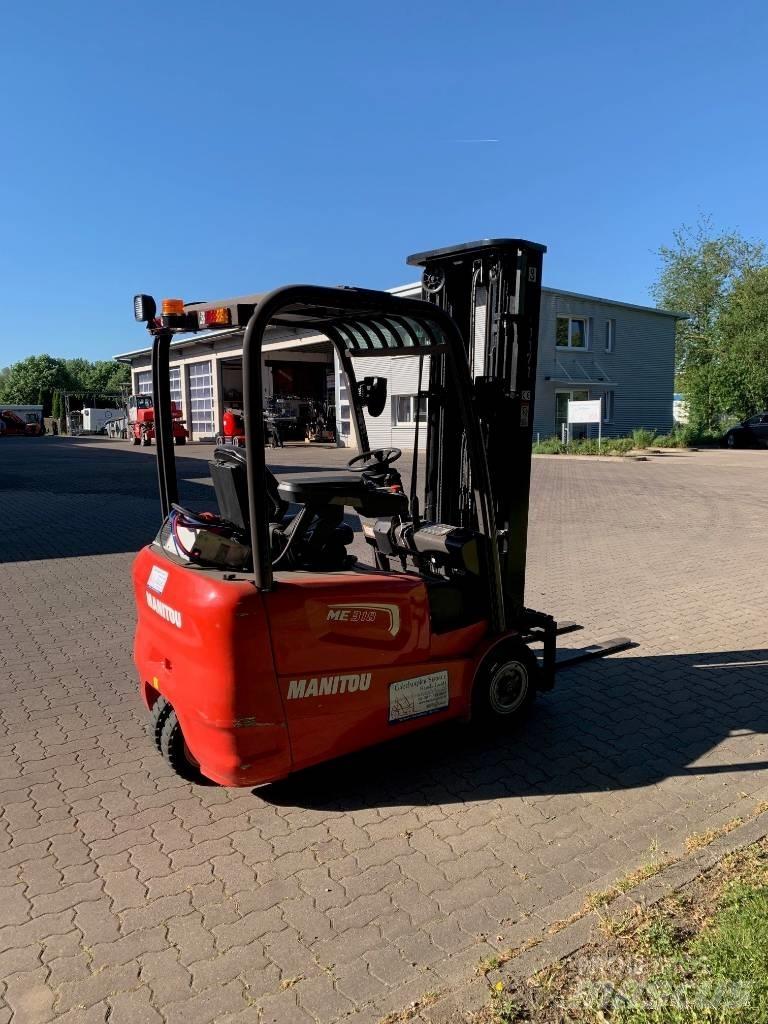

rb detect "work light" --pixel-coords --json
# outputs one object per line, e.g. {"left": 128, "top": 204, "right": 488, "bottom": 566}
{"left": 134, "top": 294, "right": 156, "bottom": 322}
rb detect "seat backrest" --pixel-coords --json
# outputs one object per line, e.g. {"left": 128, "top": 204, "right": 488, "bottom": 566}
{"left": 209, "top": 456, "right": 288, "bottom": 529}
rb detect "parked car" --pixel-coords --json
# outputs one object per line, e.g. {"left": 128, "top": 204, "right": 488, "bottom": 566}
{"left": 722, "top": 413, "right": 768, "bottom": 449}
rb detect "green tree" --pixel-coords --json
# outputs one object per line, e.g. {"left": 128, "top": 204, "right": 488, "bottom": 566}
{"left": 715, "top": 266, "right": 768, "bottom": 419}
{"left": 0, "top": 354, "right": 68, "bottom": 411}
{"left": 652, "top": 218, "right": 766, "bottom": 428}
{"left": 62, "top": 358, "right": 129, "bottom": 396}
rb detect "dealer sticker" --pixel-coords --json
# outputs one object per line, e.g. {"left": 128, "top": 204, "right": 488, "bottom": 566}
{"left": 389, "top": 671, "right": 449, "bottom": 723}
{"left": 147, "top": 565, "right": 169, "bottom": 594}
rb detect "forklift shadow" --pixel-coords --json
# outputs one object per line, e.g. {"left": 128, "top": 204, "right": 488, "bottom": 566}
{"left": 0, "top": 439, "right": 218, "bottom": 563}
{"left": 262, "top": 648, "right": 768, "bottom": 810}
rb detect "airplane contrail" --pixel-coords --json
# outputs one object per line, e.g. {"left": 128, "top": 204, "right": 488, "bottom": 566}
{"left": 453, "top": 138, "right": 500, "bottom": 143}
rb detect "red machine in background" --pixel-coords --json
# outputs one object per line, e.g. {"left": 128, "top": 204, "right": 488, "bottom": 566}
{"left": 127, "top": 394, "right": 188, "bottom": 446}
{"left": 0, "top": 410, "right": 44, "bottom": 436}
{"left": 216, "top": 408, "right": 246, "bottom": 447}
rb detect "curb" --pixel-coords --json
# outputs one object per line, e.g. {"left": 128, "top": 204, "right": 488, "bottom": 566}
{"left": 531, "top": 453, "right": 647, "bottom": 462}
{"left": 411, "top": 808, "right": 768, "bottom": 1024}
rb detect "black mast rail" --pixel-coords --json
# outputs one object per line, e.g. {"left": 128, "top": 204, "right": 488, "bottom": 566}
{"left": 408, "top": 239, "right": 546, "bottom": 627}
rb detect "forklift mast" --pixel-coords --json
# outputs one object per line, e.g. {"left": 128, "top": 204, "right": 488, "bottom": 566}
{"left": 407, "top": 239, "right": 546, "bottom": 627}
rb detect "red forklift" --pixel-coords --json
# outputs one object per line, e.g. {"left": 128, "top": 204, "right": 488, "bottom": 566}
{"left": 131, "top": 239, "right": 628, "bottom": 786}
{"left": 127, "top": 393, "right": 188, "bottom": 446}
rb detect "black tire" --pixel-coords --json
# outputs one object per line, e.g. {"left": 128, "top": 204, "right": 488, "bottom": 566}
{"left": 132, "top": 436, "right": 141, "bottom": 446}
{"left": 142, "top": 436, "right": 152, "bottom": 447}
{"left": 174, "top": 435, "right": 186, "bottom": 446}
{"left": 726, "top": 432, "right": 738, "bottom": 449}
{"left": 149, "top": 695, "right": 172, "bottom": 753}
{"left": 159, "top": 707, "right": 203, "bottom": 783}
{"left": 472, "top": 642, "right": 538, "bottom": 727}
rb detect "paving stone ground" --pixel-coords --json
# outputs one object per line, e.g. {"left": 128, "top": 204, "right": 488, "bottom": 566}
{"left": 1, "top": 436, "right": 767, "bottom": 1023}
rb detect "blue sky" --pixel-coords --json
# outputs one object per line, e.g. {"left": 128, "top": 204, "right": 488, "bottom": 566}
{"left": 1, "top": 0, "right": 767, "bottom": 363}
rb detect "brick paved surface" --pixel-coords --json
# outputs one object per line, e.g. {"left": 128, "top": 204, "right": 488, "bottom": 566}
{"left": 1, "top": 436, "right": 767, "bottom": 1023}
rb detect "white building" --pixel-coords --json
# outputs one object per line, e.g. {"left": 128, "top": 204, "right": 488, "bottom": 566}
{"left": 115, "top": 283, "right": 682, "bottom": 446}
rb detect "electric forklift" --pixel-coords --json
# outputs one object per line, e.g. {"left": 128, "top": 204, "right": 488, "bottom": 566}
{"left": 132, "top": 239, "right": 628, "bottom": 786}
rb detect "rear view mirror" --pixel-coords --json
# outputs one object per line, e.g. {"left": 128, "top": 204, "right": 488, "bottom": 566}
{"left": 357, "top": 377, "right": 387, "bottom": 418}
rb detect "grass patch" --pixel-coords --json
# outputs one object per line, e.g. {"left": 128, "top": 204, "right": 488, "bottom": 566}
{"left": 583, "top": 858, "right": 673, "bottom": 911}
{"left": 685, "top": 816, "right": 743, "bottom": 853}
{"left": 477, "top": 939, "right": 541, "bottom": 977}
{"left": 473, "top": 837, "right": 768, "bottom": 1023}
{"left": 378, "top": 991, "right": 440, "bottom": 1023}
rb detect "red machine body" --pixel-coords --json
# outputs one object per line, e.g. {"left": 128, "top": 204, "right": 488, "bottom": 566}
{"left": 127, "top": 395, "right": 188, "bottom": 446}
{"left": 133, "top": 545, "right": 503, "bottom": 786}
{"left": 129, "top": 242, "right": 612, "bottom": 789}
{"left": 1, "top": 410, "right": 43, "bottom": 436}
{"left": 217, "top": 408, "right": 246, "bottom": 447}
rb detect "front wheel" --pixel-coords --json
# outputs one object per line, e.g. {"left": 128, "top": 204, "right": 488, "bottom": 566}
{"left": 174, "top": 435, "right": 186, "bottom": 446}
{"left": 472, "top": 642, "right": 538, "bottom": 727}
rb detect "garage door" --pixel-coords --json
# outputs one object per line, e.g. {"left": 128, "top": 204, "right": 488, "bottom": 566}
{"left": 135, "top": 368, "right": 181, "bottom": 408}
{"left": 188, "top": 361, "right": 215, "bottom": 439}
{"left": 169, "top": 366, "right": 182, "bottom": 409}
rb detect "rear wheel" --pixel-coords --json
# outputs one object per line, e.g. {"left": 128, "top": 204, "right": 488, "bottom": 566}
{"left": 472, "top": 642, "right": 538, "bottom": 727}
{"left": 159, "top": 708, "right": 203, "bottom": 782}
{"left": 174, "top": 435, "right": 186, "bottom": 446}
{"left": 149, "top": 695, "right": 172, "bottom": 752}
{"left": 132, "top": 436, "right": 141, "bottom": 446}
{"left": 726, "top": 432, "right": 738, "bottom": 448}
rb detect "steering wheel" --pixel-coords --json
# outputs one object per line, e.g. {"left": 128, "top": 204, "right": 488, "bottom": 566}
{"left": 347, "top": 448, "right": 402, "bottom": 473}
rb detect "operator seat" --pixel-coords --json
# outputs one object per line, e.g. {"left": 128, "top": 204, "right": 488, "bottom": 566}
{"left": 209, "top": 448, "right": 288, "bottom": 530}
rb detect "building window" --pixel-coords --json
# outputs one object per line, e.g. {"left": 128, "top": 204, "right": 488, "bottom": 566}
{"left": 556, "top": 316, "right": 588, "bottom": 350}
{"left": 393, "top": 395, "right": 427, "bottom": 426}
{"left": 605, "top": 319, "right": 615, "bottom": 353}
{"left": 603, "top": 390, "right": 615, "bottom": 423}
{"left": 169, "top": 366, "right": 182, "bottom": 409}
{"left": 135, "top": 370, "right": 152, "bottom": 396}
{"left": 187, "top": 360, "right": 215, "bottom": 438}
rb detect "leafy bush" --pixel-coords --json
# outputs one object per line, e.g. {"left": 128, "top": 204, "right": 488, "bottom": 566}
{"left": 571, "top": 437, "right": 634, "bottom": 456}
{"left": 532, "top": 436, "right": 634, "bottom": 456}
{"left": 532, "top": 437, "right": 566, "bottom": 454}
{"left": 675, "top": 424, "right": 723, "bottom": 447}
{"left": 631, "top": 427, "right": 658, "bottom": 449}
{"left": 651, "top": 433, "right": 680, "bottom": 448}
{"left": 604, "top": 437, "right": 634, "bottom": 454}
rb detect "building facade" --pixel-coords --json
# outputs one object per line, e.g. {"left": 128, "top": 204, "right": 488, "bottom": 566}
{"left": 115, "top": 284, "right": 681, "bottom": 446}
